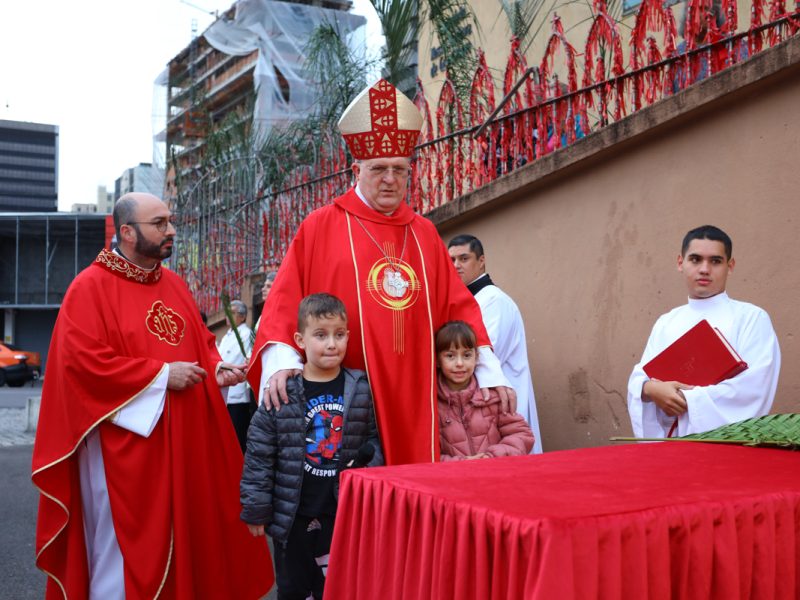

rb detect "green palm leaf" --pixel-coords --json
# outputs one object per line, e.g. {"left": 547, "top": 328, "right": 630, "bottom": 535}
{"left": 611, "top": 413, "right": 800, "bottom": 449}
{"left": 371, "top": 0, "right": 419, "bottom": 95}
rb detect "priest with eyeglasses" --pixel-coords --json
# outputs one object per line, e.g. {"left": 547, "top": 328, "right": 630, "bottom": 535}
{"left": 32, "top": 192, "right": 273, "bottom": 599}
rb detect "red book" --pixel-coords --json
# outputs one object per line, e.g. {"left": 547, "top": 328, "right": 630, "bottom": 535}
{"left": 643, "top": 319, "right": 748, "bottom": 385}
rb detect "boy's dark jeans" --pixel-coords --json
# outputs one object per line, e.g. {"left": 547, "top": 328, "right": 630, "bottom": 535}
{"left": 274, "top": 514, "right": 334, "bottom": 600}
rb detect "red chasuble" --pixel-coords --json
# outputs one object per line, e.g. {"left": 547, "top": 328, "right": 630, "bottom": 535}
{"left": 32, "top": 249, "right": 273, "bottom": 599}
{"left": 249, "top": 188, "right": 489, "bottom": 465}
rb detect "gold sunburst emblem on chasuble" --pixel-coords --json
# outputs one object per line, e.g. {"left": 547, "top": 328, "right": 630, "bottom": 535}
{"left": 146, "top": 301, "right": 186, "bottom": 346}
{"left": 365, "top": 258, "right": 421, "bottom": 355}
{"left": 366, "top": 258, "right": 421, "bottom": 310}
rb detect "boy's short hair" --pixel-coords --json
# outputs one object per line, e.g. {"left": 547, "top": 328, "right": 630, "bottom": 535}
{"left": 447, "top": 234, "right": 484, "bottom": 258}
{"left": 297, "top": 293, "right": 347, "bottom": 331}
{"left": 435, "top": 321, "right": 477, "bottom": 354}
{"left": 681, "top": 225, "right": 733, "bottom": 259}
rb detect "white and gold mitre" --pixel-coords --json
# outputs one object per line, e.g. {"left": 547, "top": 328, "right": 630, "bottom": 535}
{"left": 337, "top": 79, "right": 423, "bottom": 159}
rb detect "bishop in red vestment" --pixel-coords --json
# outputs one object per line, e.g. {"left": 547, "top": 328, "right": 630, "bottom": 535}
{"left": 249, "top": 79, "right": 514, "bottom": 465}
{"left": 32, "top": 193, "right": 273, "bottom": 599}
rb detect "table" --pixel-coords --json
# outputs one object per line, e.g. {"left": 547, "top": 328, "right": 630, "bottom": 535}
{"left": 324, "top": 442, "right": 800, "bottom": 599}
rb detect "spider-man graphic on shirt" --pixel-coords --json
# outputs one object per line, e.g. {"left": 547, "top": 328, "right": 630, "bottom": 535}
{"left": 305, "top": 394, "right": 344, "bottom": 476}
{"left": 307, "top": 411, "right": 343, "bottom": 464}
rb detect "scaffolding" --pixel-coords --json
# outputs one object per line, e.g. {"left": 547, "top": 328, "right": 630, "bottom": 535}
{"left": 0, "top": 213, "right": 107, "bottom": 308}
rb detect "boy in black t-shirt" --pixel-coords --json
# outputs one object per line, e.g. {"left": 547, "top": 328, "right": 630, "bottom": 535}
{"left": 241, "top": 293, "right": 383, "bottom": 600}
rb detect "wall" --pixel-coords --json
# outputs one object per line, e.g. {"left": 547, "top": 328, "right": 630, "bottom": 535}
{"left": 418, "top": 0, "right": 755, "bottom": 107}
{"left": 434, "top": 37, "right": 800, "bottom": 451}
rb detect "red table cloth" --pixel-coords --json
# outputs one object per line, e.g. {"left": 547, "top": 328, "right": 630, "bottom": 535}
{"left": 325, "top": 442, "right": 800, "bottom": 599}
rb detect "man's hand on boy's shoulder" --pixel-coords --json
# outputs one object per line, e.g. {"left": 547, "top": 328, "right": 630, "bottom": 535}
{"left": 264, "top": 368, "right": 302, "bottom": 411}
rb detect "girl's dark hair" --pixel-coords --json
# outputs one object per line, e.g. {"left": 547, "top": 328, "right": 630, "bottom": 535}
{"left": 435, "top": 321, "right": 477, "bottom": 354}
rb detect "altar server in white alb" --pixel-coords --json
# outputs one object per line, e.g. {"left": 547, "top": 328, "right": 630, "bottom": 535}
{"left": 627, "top": 225, "right": 781, "bottom": 438}
{"left": 448, "top": 234, "right": 543, "bottom": 453}
{"left": 218, "top": 299, "right": 254, "bottom": 452}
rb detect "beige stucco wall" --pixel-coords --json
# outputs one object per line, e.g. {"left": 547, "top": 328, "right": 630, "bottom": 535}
{"left": 435, "top": 37, "right": 800, "bottom": 451}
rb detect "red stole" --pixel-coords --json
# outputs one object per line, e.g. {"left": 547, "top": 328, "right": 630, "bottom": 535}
{"left": 249, "top": 189, "right": 489, "bottom": 465}
{"left": 32, "top": 249, "right": 273, "bottom": 599}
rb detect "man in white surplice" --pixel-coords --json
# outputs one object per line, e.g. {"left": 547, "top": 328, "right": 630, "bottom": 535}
{"left": 217, "top": 299, "right": 254, "bottom": 452}
{"left": 627, "top": 225, "right": 781, "bottom": 438}
{"left": 448, "top": 234, "right": 543, "bottom": 454}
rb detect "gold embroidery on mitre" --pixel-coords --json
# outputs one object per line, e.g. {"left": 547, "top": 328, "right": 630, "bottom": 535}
{"left": 338, "top": 78, "right": 422, "bottom": 159}
{"left": 146, "top": 301, "right": 186, "bottom": 346}
{"left": 365, "top": 258, "right": 420, "bottom": 311}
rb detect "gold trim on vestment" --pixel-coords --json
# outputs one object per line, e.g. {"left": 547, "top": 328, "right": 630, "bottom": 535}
{"left": 154, "top": 528, "right": 174, "bottom": 599}
{"left": 32, "top": 364, "right": 169, "bottom": 596}
{"left": 345, "top": 212, "right": 375, "bottom": 416}
{"left": 95, "top": 248, "right": 162, "bottom": 284}
{"left": 39, "top": 566, "right": 66, "bottom": 600}
{"left": 409, "top": 224, "right": 437, "bottom": 463}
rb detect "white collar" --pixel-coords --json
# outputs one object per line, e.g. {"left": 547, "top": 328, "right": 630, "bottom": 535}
{"left": 687, "top": 291, "right": 730, "bottom": 310}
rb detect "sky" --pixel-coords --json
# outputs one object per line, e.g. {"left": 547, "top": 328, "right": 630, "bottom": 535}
{"left": 0, "top": 0, "right": 380, "bottom": 211}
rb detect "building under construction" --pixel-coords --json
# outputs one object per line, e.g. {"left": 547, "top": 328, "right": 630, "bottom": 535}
{"left": 162, "top": 0, "right": 364, "bottom": 195}
{"left": 159, "top": 0, "right": 366, "bottom": 320}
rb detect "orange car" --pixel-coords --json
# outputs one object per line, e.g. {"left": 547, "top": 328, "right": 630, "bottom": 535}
{"left": 0, "top": 342, "right": 41, "bottom": 387}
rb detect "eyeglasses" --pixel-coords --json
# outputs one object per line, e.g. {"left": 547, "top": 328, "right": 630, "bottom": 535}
{"left": 126, "top": 217, "right": 177, "bottom": 233}
{"left": 365, "top": 165, "right": 411, "bottom": 178}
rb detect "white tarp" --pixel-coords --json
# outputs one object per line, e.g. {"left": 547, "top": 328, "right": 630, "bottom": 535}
{"left": 203, "top": 0, "right": 366, "bottom": 139}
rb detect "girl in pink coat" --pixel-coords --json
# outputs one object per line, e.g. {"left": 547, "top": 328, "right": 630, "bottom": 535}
{"left": 436, "top": 321, "right": 535, "bottom": 461}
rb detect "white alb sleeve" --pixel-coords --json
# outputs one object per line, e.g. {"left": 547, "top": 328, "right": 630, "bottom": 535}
{"left": 258, "top": 343, "right": 304, "bottom": 405}
{"left": 473, "top": 346, "right": 511, "bottom": 389}
{"left": 111, "top": 364, "right": 169, "bottom": 438}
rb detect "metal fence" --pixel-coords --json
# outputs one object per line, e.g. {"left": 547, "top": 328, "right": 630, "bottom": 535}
{"left": 172, "top": 0, "right": 800, "bottom": 315}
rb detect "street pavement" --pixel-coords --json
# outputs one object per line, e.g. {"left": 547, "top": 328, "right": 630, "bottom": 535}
{"left": 0, "top": 378, "right": 42, "bottom": 409}
{"left": 0, "top": 379, "right": 39, "bottom": 449}
{"left": 0, "top": 444, "right": 47, "bottom": 599}
{"left": 0, "top": 379, "right": 38, "bottom": 448}
{"left": 0, "top": 379, "right": 46, "bottom": 598}
{"left": 0, "top": 408, "right": 35, "bottom": 448}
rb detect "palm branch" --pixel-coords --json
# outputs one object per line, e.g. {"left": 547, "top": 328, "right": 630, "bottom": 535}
{"left": 423, "top": 0, "right": 480, "bottom": 103}
{"left": 371, "top": 0, "right": 419, "bottom": 95}
{"left": 303, "top": 22, "right": 371, "bottom": 125}
{"left": 611, "top": 413, "right": 800, "bottom": 449}
{"left": 220, "top": 292, "right": 249, "bottom": 359}
{"left": 497, "top": 0, "right": 545, "bottom": 54}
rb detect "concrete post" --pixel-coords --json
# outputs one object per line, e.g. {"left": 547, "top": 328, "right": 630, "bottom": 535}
{"left": 26, "top": 396, "right": 40, "bottom": 433}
